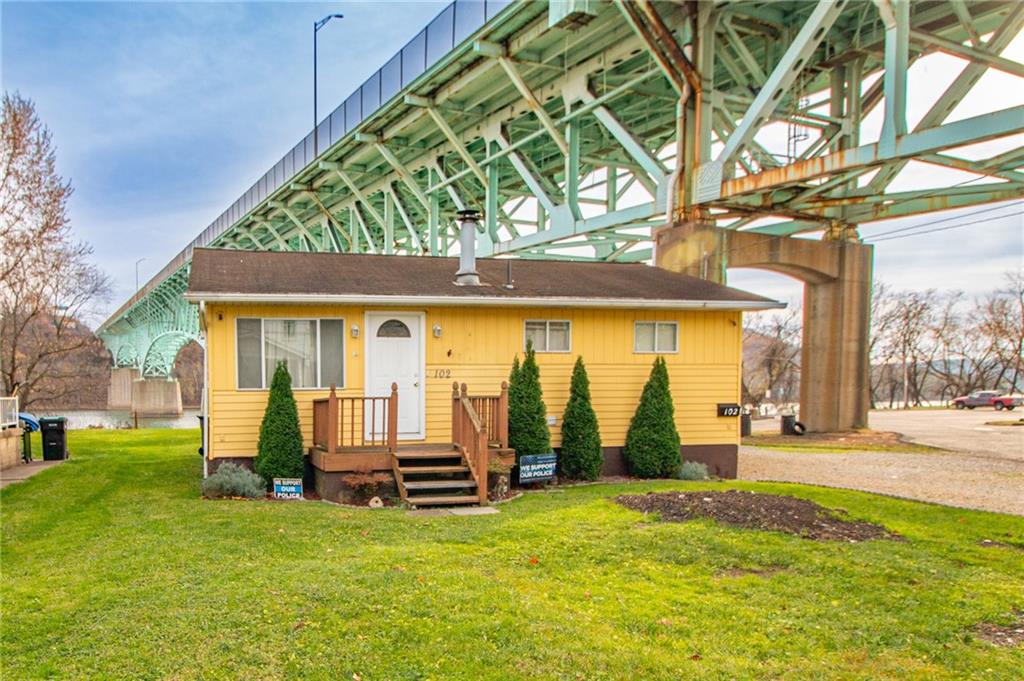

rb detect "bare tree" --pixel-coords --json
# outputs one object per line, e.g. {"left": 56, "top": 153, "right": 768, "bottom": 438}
{"left": 1, "top": 92, "right": 111, "bottom": 409}
{"left": 742, "top": 306, "right": 801, "bottom": 411}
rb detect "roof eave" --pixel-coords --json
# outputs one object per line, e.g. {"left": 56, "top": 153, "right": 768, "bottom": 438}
{"left": 182, "top": 291, "right": 786, "bottom": 311}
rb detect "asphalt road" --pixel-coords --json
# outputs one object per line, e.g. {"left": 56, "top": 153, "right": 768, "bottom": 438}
{"left": 868, "top": 408, "right": 1023, "bottom": 461}
{"left": 741, "top": 409, "right": 1024, "bottom": 516}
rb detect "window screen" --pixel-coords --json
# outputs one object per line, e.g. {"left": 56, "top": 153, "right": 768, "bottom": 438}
{"left": 237, "top": 319, "right": 262, "bottom": 389}
{"left": 320, "top": 320, "right": 345, "bottom": 388}
{"left": 524, "top": 320, "right": 571, "bottom": 352}
{"left": 264, "top": 320, "right": 317, "bottom": 388}
{"left": 635, "top": 321, "right": 678, "bottom": 353}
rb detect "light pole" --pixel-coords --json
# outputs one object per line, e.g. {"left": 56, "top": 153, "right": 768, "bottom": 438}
{"left": 314, "top": 13, "right": 344, "bottom": 151}
{"left": 135, "top": 257, "right": 146, "bottom": 294}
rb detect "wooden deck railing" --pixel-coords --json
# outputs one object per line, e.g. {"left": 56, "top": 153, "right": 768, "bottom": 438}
{"left": 451, "top": 383, "right": 489, "bottom": 503}
{"left": 467, "top": 381, "right": 509, "bottom": 449}
{"left": 312, "top": 384, "right": 398, "bottom": 454}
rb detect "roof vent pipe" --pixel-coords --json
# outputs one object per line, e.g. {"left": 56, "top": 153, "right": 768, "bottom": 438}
{"left": 455, "top": 208, "right": 481, "bottom": 286}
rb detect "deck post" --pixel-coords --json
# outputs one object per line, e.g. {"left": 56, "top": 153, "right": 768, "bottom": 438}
{"left": 497, "top": 381, "right": 509, "bottom": 449}
{"left": 327, "top": 385, "right": 338, "bottom": 455}
{"left": 477, "top": 424, "right": 489, "bottom": 506}
{"left": 387, "top": 382, "right": 399, "bottom": 452}
{"left": 451, "top": 381, "right": 461, "bottom": 444}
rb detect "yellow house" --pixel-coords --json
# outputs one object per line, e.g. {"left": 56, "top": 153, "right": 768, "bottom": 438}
{"left": 186, "top": 247, "right": 782, "bottom": 505}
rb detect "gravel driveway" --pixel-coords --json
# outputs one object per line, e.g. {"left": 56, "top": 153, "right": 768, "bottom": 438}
{"left": 740, "top": 410, "right": 1024, "bottom": 516}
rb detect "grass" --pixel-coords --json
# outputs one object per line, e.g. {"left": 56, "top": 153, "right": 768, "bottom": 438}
{"left": 2, "top": 429, "right": 1023, "bottom": 680}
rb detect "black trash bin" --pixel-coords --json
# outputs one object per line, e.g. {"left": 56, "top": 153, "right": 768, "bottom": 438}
{"left": 196, "top": 415, "right": 205, "bottom": 457}
{"left": 40, "top": 417, "right": 68, "bottom": 460}
{"left": 740, "top": 412, "right": 752, "bottom": 438}
{"left": 780, "top": 414, "right": 796, "bottom": 436}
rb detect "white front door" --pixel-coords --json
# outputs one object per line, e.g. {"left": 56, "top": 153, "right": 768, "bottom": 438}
{"left": 365, "top": 312, "right": 424, "bottom": 439}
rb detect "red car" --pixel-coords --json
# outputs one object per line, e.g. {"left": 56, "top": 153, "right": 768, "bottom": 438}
{"left": 952, "top": 391, "right": 1020, "bottom": 410}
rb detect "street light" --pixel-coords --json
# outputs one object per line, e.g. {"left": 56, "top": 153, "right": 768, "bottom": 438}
{"left": 313, "top": 13, "right": 344, "bottom": 151}
{"left": 135, "top": 257, "right": 146, "bottom": 294}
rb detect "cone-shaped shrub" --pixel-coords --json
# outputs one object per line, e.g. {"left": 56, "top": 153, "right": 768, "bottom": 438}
{"left": 559, "top": 356, "right": 603, "bottom": 481}
{"left": 254, "top": 361, "right": 305, "bottom": 486}
{"left": 623, "top": 356, "right": 681, "bottom": 478}
{"left": 508, "top": 340, "right": 551, "bottom": 458}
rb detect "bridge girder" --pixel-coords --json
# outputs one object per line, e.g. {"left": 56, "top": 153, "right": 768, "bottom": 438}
{"left": 98, "top": 0, "right": 1024, "bottom": 360}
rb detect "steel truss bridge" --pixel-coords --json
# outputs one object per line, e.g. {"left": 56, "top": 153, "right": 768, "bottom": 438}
{"left": 98, "top": 0, "right": 1024, "bottom": 377}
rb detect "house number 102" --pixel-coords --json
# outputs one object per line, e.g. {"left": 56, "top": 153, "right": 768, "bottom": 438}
{"left": 433, "top": 369, "right": 452, "bottom": 379}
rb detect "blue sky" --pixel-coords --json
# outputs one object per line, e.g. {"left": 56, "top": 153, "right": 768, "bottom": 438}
{"left": 2, "top": 0, "right": 1022, "bottom": 319}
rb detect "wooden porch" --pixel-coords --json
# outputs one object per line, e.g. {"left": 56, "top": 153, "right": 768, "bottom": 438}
{"left": 310, "top": 381, "right": 511, "bottom": 507}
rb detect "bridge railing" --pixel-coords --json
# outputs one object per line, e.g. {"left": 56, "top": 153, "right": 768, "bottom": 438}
{"left": 103, "top": 0, "right": 516, "bottom": 330}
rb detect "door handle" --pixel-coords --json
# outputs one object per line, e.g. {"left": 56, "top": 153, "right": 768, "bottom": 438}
{"left": 413, "top": 382, "right": 420, "bottom": 387}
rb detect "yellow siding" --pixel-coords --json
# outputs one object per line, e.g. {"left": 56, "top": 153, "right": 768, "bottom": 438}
{"left": 205, "top": 302, "right": 742, "bottom": 459}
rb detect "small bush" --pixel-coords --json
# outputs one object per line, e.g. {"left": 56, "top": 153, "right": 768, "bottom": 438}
{"left": 341, "top": 468, "right": 393, "bottom": 501}
{"left": 678, "top": 461, "right": 708, "bottom": 481}
{"left": 624, "top": 356, "right": 681, "bottom": 478}
{"left": 559, "top": 356, "right": 603, "bottom": 481}
{"left": 508, "top": 340, "right": 551, "bottom": 458}
{"left": 255, "top": 362, "right": 305, "bottom": 485}
{"left": 202, "top": 463, "right": 266, "bottom": 498}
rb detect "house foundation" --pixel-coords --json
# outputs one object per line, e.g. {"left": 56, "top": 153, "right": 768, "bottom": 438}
{"left": 655, "top": 222, "right": 873, "bottom": 432}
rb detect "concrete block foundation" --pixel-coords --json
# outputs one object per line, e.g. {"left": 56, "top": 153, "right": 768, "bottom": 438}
{"left": 1, "top": 428, "right": 23, "bottom": 471}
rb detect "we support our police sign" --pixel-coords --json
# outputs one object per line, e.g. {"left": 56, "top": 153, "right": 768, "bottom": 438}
{"left": 519, "top": 454, "right": 557, "bottom": 483}
{"left": 273, "top": 478, "right": 303, "bottom": 500}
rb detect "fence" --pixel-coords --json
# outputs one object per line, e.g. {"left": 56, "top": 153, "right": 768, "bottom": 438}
{"left": 0, "top": 396, "right": 18, "bottom": 430}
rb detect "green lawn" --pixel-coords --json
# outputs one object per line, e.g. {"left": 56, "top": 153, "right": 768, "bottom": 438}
{"left": 2, "top": 429, "right": 1022, "bottom": 680}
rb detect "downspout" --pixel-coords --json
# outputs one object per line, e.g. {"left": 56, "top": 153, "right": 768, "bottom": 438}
{"left": 199, "top": 300, "right": 209, "bottom": 478}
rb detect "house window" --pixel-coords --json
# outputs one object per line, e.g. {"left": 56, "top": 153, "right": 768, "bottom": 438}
{"left": 524, "top": 320, "right": 571, "bottom": 352}
{"left": 236, "top": 318, "right": 345, "bottom": 390}
{"left": 376, "top": 319, "right": 411, "bottom": 338}
{"left": 634, "top": 321, "right": 678, "bottom": 353}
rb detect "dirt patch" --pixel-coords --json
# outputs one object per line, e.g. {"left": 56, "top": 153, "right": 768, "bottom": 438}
{"left": 744, "top": 429, "right": 942, "bottom": 453}
{"left": 979, "top": 539, "right": 1024, "bottom": 552}
{"left": 973, "top": 611, "right": 1024, "bottom": 647}
{"left": 984, "top": 419, "right": 1024, "bottom": 427}
{"left": 615, "top": 490, "right": 900, "bottom": 542}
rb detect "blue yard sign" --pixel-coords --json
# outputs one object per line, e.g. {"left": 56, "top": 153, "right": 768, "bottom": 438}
{"left": 273, "top": 478, "right": 303, "bottom": 500}
{"left": 519, "top": 454, "right": 557, "bottom": 483}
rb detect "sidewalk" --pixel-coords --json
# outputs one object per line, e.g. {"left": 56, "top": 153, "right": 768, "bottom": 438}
{"left": 0, "top": 460, "right": 65, "bottom": 490}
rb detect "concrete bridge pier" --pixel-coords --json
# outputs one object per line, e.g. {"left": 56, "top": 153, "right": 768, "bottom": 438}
{"left": 108, "top": 368, "right": 182, "bottom": 416}
{"left": 130, "top": 377, "right": 183, "bottom": 417}
{"left": 108, "top": 368, "right": 140, "bottom": 410}
{"left": 655, "top": 222, "right": 873, "bottom": 432}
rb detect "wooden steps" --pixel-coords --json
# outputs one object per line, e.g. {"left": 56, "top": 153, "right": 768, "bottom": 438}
{"left": 403, "top": 479, "right": 478, "bottom": 490}
{"left": 406, "top": 495, "right": 480, "bottom": 506}
{"left": 398, "top": 465, "right": 469, "bottom": 474}
{"left": 392, "top": 444, "right": 483, "bottom": 508}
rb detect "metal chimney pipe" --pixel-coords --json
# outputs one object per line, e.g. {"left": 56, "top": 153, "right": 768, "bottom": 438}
{"left": 455, "top": 208, "right": 481, "bottom": 286}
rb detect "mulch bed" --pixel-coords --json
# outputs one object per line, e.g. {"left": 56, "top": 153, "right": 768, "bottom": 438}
{"left": 973, "top": 611, "right": 1024, "bottom": 647}
{"left": 615, "top": 490, "right": 900, "bottom": 542}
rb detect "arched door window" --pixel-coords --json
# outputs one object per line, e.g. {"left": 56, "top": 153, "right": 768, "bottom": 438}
{"left": 377, "top": 319, "right": 411, "bottom": 338}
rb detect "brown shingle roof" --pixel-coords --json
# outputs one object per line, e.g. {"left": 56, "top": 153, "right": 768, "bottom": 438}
{"left": 185, "top": 248, "right": 782, "bottom": 309}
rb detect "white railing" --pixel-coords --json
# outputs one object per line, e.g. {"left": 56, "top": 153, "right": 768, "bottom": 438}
{"left": 0, "top": 396, "right": 18, "bottom": 429}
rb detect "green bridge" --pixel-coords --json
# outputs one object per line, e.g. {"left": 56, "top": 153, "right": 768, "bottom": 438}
{"left": 97, "top": 0, "right": 1024, "bottom": 428}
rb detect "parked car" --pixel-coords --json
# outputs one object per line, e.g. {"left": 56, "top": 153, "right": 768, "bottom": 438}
{"left": 951, "top": 391, "right": 1021, "bottom": 410}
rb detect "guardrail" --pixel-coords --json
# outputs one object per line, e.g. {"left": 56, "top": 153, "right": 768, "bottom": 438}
{"left": 102, "top": 0, "right": 516, "bottom": 331}
{"left": 0, "top": 396, "right": 18, "bottom": 430}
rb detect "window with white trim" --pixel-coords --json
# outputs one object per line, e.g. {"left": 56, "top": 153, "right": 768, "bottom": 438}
{"left": 524, "top": 320, "right": 571, "bottom": 352}
{"left": 236, "top": 318, "right": 345, "bottom": 389}
{"left": 634, "top": 321, "right": 678, "bottom": 353}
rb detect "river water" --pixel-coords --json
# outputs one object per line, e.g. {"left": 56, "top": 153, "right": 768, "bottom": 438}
{"left": 30, "top": 409, "right": 202, "bottom": 430}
